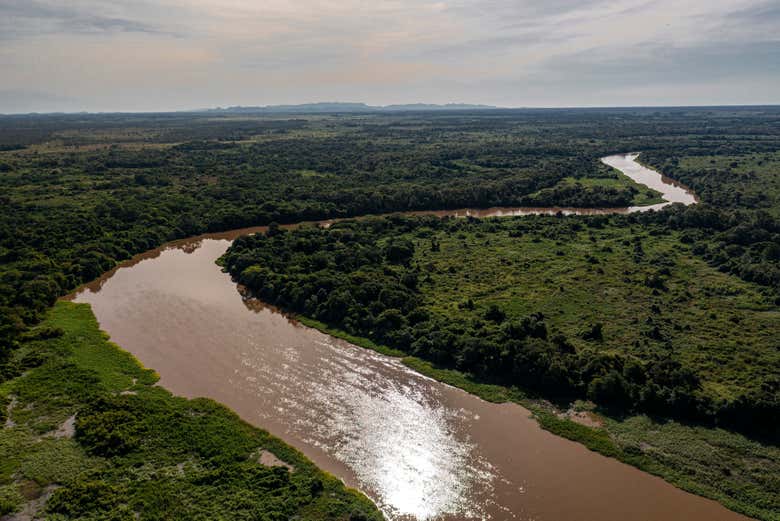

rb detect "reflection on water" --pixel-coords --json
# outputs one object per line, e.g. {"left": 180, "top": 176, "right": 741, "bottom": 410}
{"left": 67, "top": 155, "right": 747, "bottom": 521}
{"left": 237, "top": 328, "right": 497, "bottom": 519}
{"left": 603, "top": 153, "right": 698, "bottom": 212}
{"left": 70, "top": 241, "right": 512, "bottom": 520}
{"left": 70, "top": 241, "right": 748, "bottom": 521}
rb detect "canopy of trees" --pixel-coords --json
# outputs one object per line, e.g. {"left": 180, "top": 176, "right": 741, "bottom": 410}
{"left": 223, "top": 211, "right": 779, "bottom": 439}
{"left": 1, "top": 107, "right": 778, "bottom": 439}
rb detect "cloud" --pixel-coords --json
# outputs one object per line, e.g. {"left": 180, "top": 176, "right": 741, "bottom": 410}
{"left": 0, "top": 0, "right": 169, "bottom": 39}
{"left": 0, "top": 0, "right": 777, "bottom": 111}
{"left": 716, "top": 0, "right": 780, "bottom": 43}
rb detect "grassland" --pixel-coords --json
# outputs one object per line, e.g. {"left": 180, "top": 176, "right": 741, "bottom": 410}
{"left": 0, "top": 302, "right": 381, "bottom": 520}
{"left": 414, "top": 218, "right": 779, "bottom": 399}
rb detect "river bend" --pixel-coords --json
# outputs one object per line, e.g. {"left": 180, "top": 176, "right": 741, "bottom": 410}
{"left": 70, "top": 155, "right": 742, "bottom": 520}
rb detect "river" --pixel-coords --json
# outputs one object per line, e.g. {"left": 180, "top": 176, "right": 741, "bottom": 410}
{"left": 69, "top": 154, "right": 742, "bottom": 520}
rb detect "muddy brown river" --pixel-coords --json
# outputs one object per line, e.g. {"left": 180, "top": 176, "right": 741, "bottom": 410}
{"left": 70, "top": 155, "right": 745, "bottom": 520}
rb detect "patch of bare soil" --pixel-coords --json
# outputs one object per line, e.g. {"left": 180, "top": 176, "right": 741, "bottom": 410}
{"left": 559, "top": 408, "right": 604, "bottom": 429}
{"left": 4, "top": 396, "right": 16, "bottom": 429}
{"left": 51, "top": 415, "right": 76, "bottom": 439}
{"left": 257, "top": 450, "right": 295, "bottom": 471}
{"left": 3, "top": 484, "right": 59, "bottom": 521}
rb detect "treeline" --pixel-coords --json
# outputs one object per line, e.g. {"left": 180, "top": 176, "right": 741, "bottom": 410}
{"left": 643, "top": 204, "right": 780, "bottom": 294}
{"left": 0, "top": 117, "right": 650, "bottom": 372}
{"left": 0, "top": 159, "right": 630, "bottom": 370}
{"left": 640, "top": 151, "right": 780, "bottom": 213}
{"left": 522, "top": 183, "right": 637, "bottom": 207}
{"left": 221, "top": 213, "right": 779, "bottom": 439}
{"left": 2, "top": 107, "right": 779, "bottom": 383}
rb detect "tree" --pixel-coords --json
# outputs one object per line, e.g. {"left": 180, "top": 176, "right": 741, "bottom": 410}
{"left": 484, "top": 304, "right": 506, "bottom": 323}
{"left": 588, "top": 370, "right": 632, "bottom": 410}
{"left": 384, "top": 239, "right": 414, "bottom": 264}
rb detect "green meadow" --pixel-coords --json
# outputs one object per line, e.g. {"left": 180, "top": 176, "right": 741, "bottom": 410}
{"left": 0, "top": 302, "right": 380, "bottom": 520}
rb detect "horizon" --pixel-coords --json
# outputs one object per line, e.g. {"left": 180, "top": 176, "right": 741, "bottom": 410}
{"left": 2, "top": 101, "right": 780, "bottom": 117}
{"left": 1, "top": 0, "right": 778, "bottom": 113}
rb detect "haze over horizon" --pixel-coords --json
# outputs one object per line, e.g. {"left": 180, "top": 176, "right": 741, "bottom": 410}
{"left": 1, "top": 0, "right": 778, "bottom": 113}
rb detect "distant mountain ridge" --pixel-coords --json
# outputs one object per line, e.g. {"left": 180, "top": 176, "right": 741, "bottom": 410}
{"left": 207, "top": 102, "right": 498, "bottom": 113}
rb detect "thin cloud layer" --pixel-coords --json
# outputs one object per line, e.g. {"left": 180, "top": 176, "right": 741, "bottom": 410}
{"left": 0, "top": 0, "right": 777, "bottom": 112}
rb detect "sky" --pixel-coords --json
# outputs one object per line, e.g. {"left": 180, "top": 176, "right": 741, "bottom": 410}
{"left": 0, "top": 0, "right": 778, "bottom": 113}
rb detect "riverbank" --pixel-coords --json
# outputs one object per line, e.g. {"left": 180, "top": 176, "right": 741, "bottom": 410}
{"left": 69, "top": 230, "right": 757, "bottom": 520}
{"left": 224, "top": 207, "right": 778, "bottom": 521}
{"left": 0, "top": 302, "right": 382, "bottom": 520}
{"left": 296, "top": 316, "right": 776, "bottom": 521}
{"left": 39, "top": 155, "right": 776, "bottom": 520}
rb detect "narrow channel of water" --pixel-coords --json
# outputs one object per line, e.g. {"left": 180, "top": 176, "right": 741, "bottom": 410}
{"left": 69, "top": 155, "right": 743, "bottom": 520}
{"left": 604, "top": 153, "right": 698, "bottom": 212}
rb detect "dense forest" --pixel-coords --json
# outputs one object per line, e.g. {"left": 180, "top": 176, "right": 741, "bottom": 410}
{"left": 221, "top": 210, "right": 779, "bottom": 438}
{"left": 1, "top": 107, "right": 779, "bottom": 519}
{"left": 2, "top": 106, "right": 779, "bottom": 372}
{"left": 0, "top": 109, "right": 673, "bottom": 370}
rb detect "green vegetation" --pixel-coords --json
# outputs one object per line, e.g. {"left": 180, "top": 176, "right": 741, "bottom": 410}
{"left": 643, "top": 149, "right": 780, "bottom": 214}
{"left": 222, "top": 213, "right": 780, "bottom": 520}
{"left": 6, "top": 107, "right": 780, "bottom": 362}
{"left": 222, "top": 214, "right": 779, "bottom": 433}
{"left": 0, "top": 301, "right": 381, "bottom": 520}
{"left": 9, "top": 106, "right": 779, "bottom": 364}
{"left": 1, "top": 107, "right": 779, "bottom": 519}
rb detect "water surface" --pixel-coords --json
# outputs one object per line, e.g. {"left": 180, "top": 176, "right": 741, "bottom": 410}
{"left": 70, "top": 155, "right": 744, "bottom": 520}
{"left": 602, "top": 153, "right": 698, "bottom": 211}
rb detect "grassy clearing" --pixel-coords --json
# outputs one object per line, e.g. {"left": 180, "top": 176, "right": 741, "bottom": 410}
{"left": 416, "top": 219, "right": 778, "bottom": 399}
{"left": 0, "top": 302, "right": 381, "bottom": 520}
{"left": 555, "top": 175, "right": 665, "bottom": 206}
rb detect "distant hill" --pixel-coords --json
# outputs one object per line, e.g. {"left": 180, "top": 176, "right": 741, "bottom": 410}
{"left": 207, "top": 102, "right": 498, "bottom": 113}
